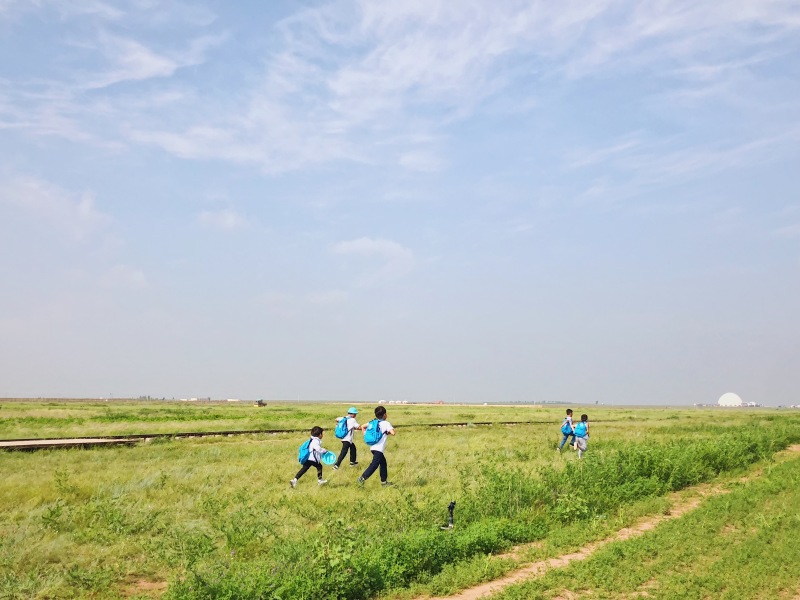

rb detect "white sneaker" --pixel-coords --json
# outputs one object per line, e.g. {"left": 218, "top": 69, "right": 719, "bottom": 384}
{"left": 290, "top": 478, "right": 297, "bottom": 488}
{"left": 317, "top": 479, "right": 328, "bottom": 486}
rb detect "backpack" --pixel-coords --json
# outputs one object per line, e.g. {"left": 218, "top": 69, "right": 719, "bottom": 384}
{"left": 560, "top": 418, "right": 573, "bottom": 435}
{"left": 363, "top": 419, "right": 384, "bottom": 446}
{"left": 334, "top": 417, "right": 350, "bottom": 439}
{"left": 298, "top": 438, "right": 313, "bottom": 464}
{"left": 574, "top": 421, "right": 588, "bottom": 437}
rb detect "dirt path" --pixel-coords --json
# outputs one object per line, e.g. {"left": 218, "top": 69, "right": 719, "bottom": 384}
{"left": 422, "top": 444, "right": 800, "bottom": 600}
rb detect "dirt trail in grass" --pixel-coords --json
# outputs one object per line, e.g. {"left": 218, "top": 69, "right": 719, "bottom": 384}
{"left": 423, "top": 444, "right": 800, "bottom": 600}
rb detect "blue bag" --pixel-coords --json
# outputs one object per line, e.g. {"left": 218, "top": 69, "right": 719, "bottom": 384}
{"left": 334, "top": 417, "right": 349, "bottom": 439}
{"left": 574, "top": 421, "right": 588, "bottom": 437}
{"left": 298, "top": 438, "right": 312, "bottom": 464}
{"left": 363, "top": 419, "right": 384, "bottom": 446}
{"left": 560, "top": 419, "right": 573, "bottom": 435}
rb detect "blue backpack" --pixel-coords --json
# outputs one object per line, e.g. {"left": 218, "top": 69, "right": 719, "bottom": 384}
{"left": 574, "top": 421, "right": 588, "bottom": 437}
{"left": 363, "top": 419, "right": 384, "bottom": 446}
{"left": 560, "top": 419, "right": 573, "bottom": 435}
{"left": 335, "top": 417, "right": 349, "bottom": 439}
{"left": 298, "top": 438, "right": 313, "bottom": 464}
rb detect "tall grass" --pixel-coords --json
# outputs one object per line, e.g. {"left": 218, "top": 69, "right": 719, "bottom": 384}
{"left": 2, "top": 403, "right": 797, "bottom": 599}
{"left": 165, "top": 425, "right": 798, "bottom": 600}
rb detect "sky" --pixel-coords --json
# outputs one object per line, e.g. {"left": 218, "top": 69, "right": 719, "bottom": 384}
{"left": 1, "top": 0, "right": 799, "bottom": 405}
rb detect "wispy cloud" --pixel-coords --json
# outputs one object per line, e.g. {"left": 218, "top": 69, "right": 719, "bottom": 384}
{"left": 197, "top": 208, "right": 249, "bottom": 231}
{"left": 332, "top": 236, "right": 414, "bottom": 284}
{"left": 4, "top": 0, "right": 800, "bottom": 179}
{"left": 0, "top": 175, "right": 110, "bottom": 240}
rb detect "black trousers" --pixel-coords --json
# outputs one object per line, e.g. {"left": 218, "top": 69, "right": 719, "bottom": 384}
{"left": 335, "top": 441, "right": 357, "bottom": 467}
{"left": 294, "top": 460, "right": 323, "bottom": 480}
{"left": 361, "top": 450, "right": 387, "bottom": 482}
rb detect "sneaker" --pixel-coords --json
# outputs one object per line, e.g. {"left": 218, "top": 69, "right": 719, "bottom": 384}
{"left": 381, "top": 481, "right": 394, "bottom": 487}
{"left": 349, "top": 462, "right": 359, "bottom": 466}
{"left": 289, "top": 478, "right": 297, "bottom": 489}
{"left": 332, "top": 465, "right": 339, "bottom": 470}
{"left": 317, "top": 479, "right": 328, "bottom": 486}
{"left": 357, "top": 477, "right": 365, "bottom": 486}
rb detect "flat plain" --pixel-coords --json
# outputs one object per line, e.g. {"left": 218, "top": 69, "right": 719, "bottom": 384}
{"left": 1, "top": 400, "right": 798, "bottom": 599}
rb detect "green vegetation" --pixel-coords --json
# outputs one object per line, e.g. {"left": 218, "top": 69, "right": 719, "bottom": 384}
{"left": 0, "top": 401, "right": 798, "bottom": 599}
{"left": 495, "top": 453, "right": 800, "bottom": 599}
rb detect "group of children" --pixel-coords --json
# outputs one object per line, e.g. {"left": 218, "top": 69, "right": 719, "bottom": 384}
{"left": 290, "top": 405, "right": 396, "bottom": 488}
{"left": 558, "top": 408, "right": 590, "bottom": 458}
{"left": 291, "top": 406, "right": 589, "bottom": 489}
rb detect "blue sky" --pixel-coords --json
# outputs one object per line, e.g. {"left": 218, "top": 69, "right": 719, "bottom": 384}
{"left": 1, "top": 0, "right": 799, "bottom": 404}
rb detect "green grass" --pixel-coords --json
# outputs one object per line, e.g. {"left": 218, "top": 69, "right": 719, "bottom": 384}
{"left": 494, "top": 453, "right": 800, "bottom": 600}
{"left": 0, "top": 399, "right": 775, "bottom": 439}
{"left": 1, "top": 401, "right": 798, "bottom": 599}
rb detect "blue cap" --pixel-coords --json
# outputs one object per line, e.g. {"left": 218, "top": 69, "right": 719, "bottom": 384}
{"left": 348, "top": 406, "right": 358, "bottom": 414}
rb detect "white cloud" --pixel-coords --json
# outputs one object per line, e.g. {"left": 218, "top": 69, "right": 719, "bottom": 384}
{"left": 4, "top": 0, "right": 800, "bottom": 178}
{"left": 0, "top": 175, "right": 109, "bottom": 240}
{"left": 197, "top": 208, "right": 249, "bottom": 231}
{"left": 85, "top": 32, "right": 181, "bottom": 89}
{"left": 398, "top": 149, "right": 445, "bottom": 172}
{"left": 332, "top": 236, "right": 414, "bottom": 283}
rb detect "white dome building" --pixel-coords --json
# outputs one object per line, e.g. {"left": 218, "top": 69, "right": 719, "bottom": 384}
{"left": 718, "top": 392, "right": 743, "bottom": 407}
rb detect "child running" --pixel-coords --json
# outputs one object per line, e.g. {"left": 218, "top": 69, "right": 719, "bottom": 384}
{"left": 557, "top": 409, "right": 576, "bottom": 451}
{"left": 574, "top": 414, "right": 590, "bottom": 459}
{"left": 333, "top": 407, "right": 360, "bottom": 470}
{"left": 290, "top": 426, "right": 329, "bottom": 488}
{"left": 357, "top": 405, "right": 395, "bottom": 487}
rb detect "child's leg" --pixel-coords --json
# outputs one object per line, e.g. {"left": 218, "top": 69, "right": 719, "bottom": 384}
{"left": 361, "top": 451, "right": 383, "bottom": 481}
{"left": 348, "top": 442, "right": 357, "bottom": 463}
{"left": 314, "top": 461, "right": 323, "bottom": 480}
{"left": 558, "top": 433, "right": 569, "bottom": 449}
{"left": 378, "top": 453, "right": 388, "bottom": 482}
{"left": 335, "top": 442, "right": 349, "bottom": 467}
{"left": 294, "top": 461, "right": 314, "bottom": 480}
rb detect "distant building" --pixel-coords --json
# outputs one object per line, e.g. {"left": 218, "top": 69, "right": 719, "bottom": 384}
{"left": 718, "top": 392, "right": 743, "bottom": 407}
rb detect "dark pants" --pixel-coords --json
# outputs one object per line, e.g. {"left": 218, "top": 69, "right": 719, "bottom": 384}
{"left": 295, "top": 460, "right": 323, "bottom": 480}
{"left": 361, "top": 450, "right": 387, "bottom": 482}
{"left": 335, "top": 441, "right": 357, "bottom": 467}
{"left": 559, "top": 432, "right": 576, "bottom": 449}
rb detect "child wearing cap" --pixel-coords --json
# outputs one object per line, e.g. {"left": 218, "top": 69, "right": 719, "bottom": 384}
{"left": 290, "top": 426, "right": 329, "bottom": 488}
{"left": 333, "top": 407, "right": 361, "bottom": 470}
{"left": 357, "top": 405, "right": 396, "bottom": 487}
{"left": 574, "top": 414, "right": 590, "bottom": 459}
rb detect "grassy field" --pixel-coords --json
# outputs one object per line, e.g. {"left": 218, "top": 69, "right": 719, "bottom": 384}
{"left": 0, "top": 399, "right": 720, "bottom": 439}
{"left": 1, "top": 400, "right": 798, "bottom": 599}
